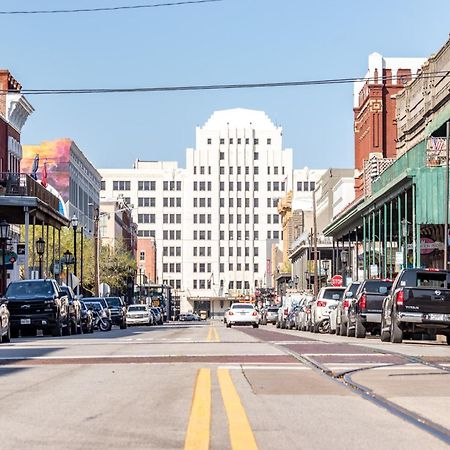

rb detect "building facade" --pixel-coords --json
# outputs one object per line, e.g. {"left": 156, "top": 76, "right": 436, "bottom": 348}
{"left": 22, "top": 139, "right": 102, "bottom": 234}
{"left": 101, "top": 108, "right": 292, "bottom": 315}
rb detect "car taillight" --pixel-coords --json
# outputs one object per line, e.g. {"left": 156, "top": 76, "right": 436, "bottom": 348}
{"left": 228, "top": 311, "right": 234, "bottom": 315}
{"left": 252, "top": 311, "right": 258, "bottom": 316}
{"left": 284, "top": 308, "right": 288, "bottom": 315}
{"left": 343, "top": 300, "right": 349, "bottom": 309}
{"left": 316, "top": 300, "right": 327, "bottom": 307}
{"left": 396, "top": 290, "right": 404, "bottom": 306}
{"left": 359, "top": 294, "right": 366, "bottom": 309}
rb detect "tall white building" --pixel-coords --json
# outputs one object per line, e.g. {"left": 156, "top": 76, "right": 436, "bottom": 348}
{"left": 100, "top": 108, "right": 293, "bottom": 314}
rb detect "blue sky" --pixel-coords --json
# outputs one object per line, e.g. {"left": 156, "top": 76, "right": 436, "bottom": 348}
{"left": 2, "top": 0, "right": 450, "bottom": 170}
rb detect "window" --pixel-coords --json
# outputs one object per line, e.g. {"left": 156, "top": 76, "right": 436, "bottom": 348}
{"left": 245, "top": 138, "right": 249, "bottom": 144}
{"left": 193, "top": 214, "right": 197, "bottom": 224}
{"left": 245, "top": 263, "right": 249, "bottom": 271}
{"left": 245, "top": 198, "right": 250, "bottom": 207}
{"left": 267, "top": 198, "right": 271, "bottom": 207}
{"left": 220, "top": 166, "right": 224, "bottom": 175}
{"left": 237, "top": 214, "right": 241, "bottom": 224}
{"left": 164, "top": 230, "right": 168, "bottom": 240}
{"left": 254, "top": 152, "right": 259, "bottom": 160}
{"left": 220, "top": 247, "right": 224, "bottom": 256}
{"left": 193, "top": 231, "right": 197, "bottom": 240}
{"left": 254, "top": 247, "right": 259, "bottom": 256}
{"left": 207, "top": 181, "right": 211, "bottom": 191}
{"left": 254, "top": 231, "right": 259, "bottom": 239}
{"left": 267, "top": 138, "right": 271, "bottom": 145}
{"left": 254, "top": 138, "right": 259, "bottom": 145}
{"left": 245, "top": 214, "right": 250, "bottom": 224}
{"left": 207, "top": 198, "right": 211, "bottom": 207}
{"left": 237, "top": 247, "right": 241, "bottom": 256}
{"left": 282, "top": 167, "right": 285, "bottom": 175}
{"left": 200, "top": 166, "right": 205, "bottom": 174}
{"left": 273, "top": 198, "right": 278, "bottom": 207}
{"left": 200, "top": 181, "right": 206, "bottom": 191}
{"left": 163, "top": 263, "right": 168, "bottom": 273}
{"left": 138, "top": 181, "right": 156, "bottom": 191}
{"left": 237, "top": 181, "right": 241, "bottom": 191}
{"left": 138, "top": 197, "right": 155, "bottom": 207}
{"left": 208, "top": 167, "right": 211, "bottom": 175}
{"left": 268, "top": 167, "right": 271, "bottom": 175}
{"left": 303, "top": 181, "right": 309, "bottom": 191}
{"left": 176, "top": 263, "right": 181, "bottom": 273}
{"left": 229, "top": 263, "right": 233, "bottom": 271}
{"left": 194, "top": 181, "right": 197, "bottom": 191}
{"left": 281, "top": 182, "right": 285, "bottom": 191}
{"left": 170, "top": 198, "right": 175, "bottom": 207}
{"left": 274, "top": 167, "right": 278, "bottom": 175}
{"left": 236, "top": 263, "right": 241, "bottom": 271}
{"left": 273, "top": 182, "right": 279, "bottom": 191}
{"left": 220, "top": 198, "right": 224, "bottom": 207}
{"left": 199, "top": 263, "right": 205, "bottom": 273}
{"left": 176, "top": 230, "right": 181, "bottom": 240}
{"left": 229, "top": 231, "right": 234, "bottom": 240}
{"left": 229, "top": 167, "right": 233, "bottom": 175}
{"left": 207, "top": 138, "right": 211, "bottom": 144}
{"left": 229, "top": 182, "right": 233, "bottom": 191}
{"left": 236, "top": 281, "right": 242, "bottom": 290}
{"left": 254, "top": 167, "right": 259, "bottom": 175}
{"left": 220, "top": 231, "right": 224, "bottom": 240}
{"left": 163, "top": 247, "right": 168, "bottom": 256}
{"left": 194, "top": 167, "right": 197, "bottom": 174}
{"left": 310, "top": 181, "right": 316, "bottom": 190}
{"left": 220, "top": 152, "right": 225, "bottom": 160}
{"left": 101, "top": 180, "right": 106, "bottom": 190}
{"left": 237, "top": 198, "right": 241, "bottom": 207}
{"left": 273, "top": 231, "right": 279, "bottom": 239}
{"left": 177, "top": 198, "right": 181, "bottom": 207}
{"left": 229, "top": 214, "right": 234, "bottom": 223}
{"left": 220, "top": 263, "right": 224, "bottom": 273}
{"left": 220, "top": 138, "right": 225, "bottom": 144}
{"left": 237, "top": 231, "right": 242, "bottom": 240}
{"left": 220, "top": 182, "right": 224, "bottom": 191}
{"left": 254, "top": 182, "right": 259, "bottom": 191}
{"left": 237, "top": 166, "right": 241, "bottom": 175}
{"left": 245, "top": 182, "right": 249, "bottom": 191}
{"left": 177, "top": 181, "right": 182, "bottom": 191}
{"left": 230, "top": 138, "right": 234, "bottom": 144}
{"left": 229, "top": 247, "right": 234, "bottom": 256}
{"left": 220, "top": 214, "right": 224, "bottom": 224}
{"left": 193, "top": 280, "right": 197, "bottom": 289}
{"left": 254, "top": 215, "right": 259, "bottom": 224}
{"left": 267, "top": 181, "right": 271, "bottom": 191}
{"left": 237, "top": 138, "right": 241, "bottom": 144}
{"left": 267, "top": 231, "right": 271, "bottom": 239}
{"left": 245, "top": 166, "right": 249, "bottom": 175}
{"left": 297, "top": 182, "right": 303, "bottom": 191}
{"left": 113, "top": 181, "right": 130, "bottom": 191}
{"left": 139, "top": 251, "right": 145, "bottom": 261}
{"left": 163, "top": 181, "right": 168, "bottom": 191}
{"left": 176, "top": 247, "right": 181, "bottom": 256}
{"left": 267, "top": 214, "right": 272, "bottom": 224}
{"left": 138, "top": 214, "right": 155, "bottom": 224}
{"left": 245, "top": 247, "right": 249, "bottom": 257}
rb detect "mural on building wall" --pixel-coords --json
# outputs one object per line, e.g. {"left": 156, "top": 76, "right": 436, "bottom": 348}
{"left": 22, "top": 139, "right": 71, "bottom": 217}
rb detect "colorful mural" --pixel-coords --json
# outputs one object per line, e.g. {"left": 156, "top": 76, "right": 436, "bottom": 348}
{"left": 22, "top": 139, "right": 72, "bottom": 203}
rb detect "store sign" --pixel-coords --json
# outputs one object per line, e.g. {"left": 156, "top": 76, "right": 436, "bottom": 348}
{"left": 370, "top": 264, "right": 379, "bottom": 277}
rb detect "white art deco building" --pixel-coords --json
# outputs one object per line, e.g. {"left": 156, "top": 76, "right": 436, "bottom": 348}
{"left": 100, "top": 108, "right": 293, "bottom": 314}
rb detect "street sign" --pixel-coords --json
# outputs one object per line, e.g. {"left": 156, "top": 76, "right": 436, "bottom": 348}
{"left": 330, "top": 275, "right": 343, "bottom": 287}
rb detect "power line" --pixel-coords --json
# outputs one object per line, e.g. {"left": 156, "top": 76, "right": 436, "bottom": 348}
{"left": 0, "top": 0, "right": 223, "bottom": 15}
{"left": 2, "top": 71, "right": 448, "bottom": 96}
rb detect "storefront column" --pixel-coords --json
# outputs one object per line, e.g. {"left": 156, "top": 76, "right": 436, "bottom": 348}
{"left": 404, "top": 190, "right": 408, "bottom": 269}
{"left": 372, "top": 211, "right": 376, "bottom": 276}
{"left": 397, "top": 195, "right": 402, "bottom": 268}
{"left": 347, "top": 232, "right": 351, "bottom": 282}
{"left": 412, "top": 184, "right": 417, "bottom": 267}
{"left": 378, "top": 208, "right": 382, "bottom": 278}
{"left": 363, "top": 215, "right": 367, "bottom": 278}
{"left": 389, "top": 200, "right": 393, "bottom": 279}
{"left": 383, "top": 204, "right": 387, "bottom": 279}
{"left": 355, "top": 227, "right": 359, "bottom": 281}
{"left": 416, "top": 223, "right": 421, "bottom": 268}
{"left": 367, "top": 214, "right": 371, "bottom": 271}
{"left": 32, "top": 215, "right": 36, "bottom": 277}
{"left": 24, "top": 207, "right": 30, "bottom": 279}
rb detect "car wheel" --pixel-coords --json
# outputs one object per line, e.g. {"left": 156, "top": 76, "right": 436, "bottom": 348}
{"left": 390, "top": 313, "right": 403, "bottom": 343}
{"left": 2, "top": 325, "right": 11, "bottom": 343}
{"left": 252, "top": 324, "right": 259, "bottom": 328}
{"left": 446, "top": 335, "right": 450, "bottom": 345}
{"left": 276, "top": 320, "right": 280, "bottom": 328}
{"left": 77, "top": 320, "right": 83, "bottom": 334}
{"left": 346, "top": 321, "right": 355, "bottom": 337}
{"left": 63, "top": 321, "right": 72, "bottom": 336}
{"left": 120, "top": 322, "right": 127, "bottom": 329}
{"left": 340, "top": 321, "right": 347, "bottom": 336}
{"left": 355, "top": 317, "right": 366, "bottom": 338}
{"left": 380, "top": 314, "right": 391, "bottom": 342}
{"left": 226, "top": 322, "right": 232, "bottom": 328}
{"left": 52, "top": 320, "right": 63, "bottom": 337}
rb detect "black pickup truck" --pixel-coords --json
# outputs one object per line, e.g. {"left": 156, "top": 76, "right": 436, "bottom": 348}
{"left": 5, "top": 279, "right": 71, "bottom": 338}
{"left": 347, "top": 279, "right": 392, "bottom": 338}
{"left": 381, "top": 268, "right": 450, "bottom": 344}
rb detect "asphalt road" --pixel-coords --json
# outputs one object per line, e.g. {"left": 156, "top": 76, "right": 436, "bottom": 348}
{"left": 0, "top": 322, "right": 449, "bottom": 450}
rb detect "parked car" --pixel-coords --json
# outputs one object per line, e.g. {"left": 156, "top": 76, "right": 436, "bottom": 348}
{"left": 83, "top": 298, "right": 111, "bottom": 320}
{"left": 381, "top": 268, "right": 450, "bottom": 344}
{"left": 225, "top": 303, "right": 259, "bottom": 328}
{"left": 286, "top": 306, "right": 299, "bottom": 329}
{"left": 105, "top": 297, "right": 127, "bottom": 329}
{"left": 223, "top": 308, "right": 230, "bottom": 323}
{"left": 80, "top": 301, "right": 94, "bottom": 333}
{"left": 199, "top": 310, "right": 208, "bottom": 320}
{"left": 276, "top": 304, "right": 289, "bottom": 329}
{"left": 126, "top": 304, "right": 152, "bottom": 326}
{"left": 179, "top": 312, "right": 198, "bottom": 321}
{"left": 334, "top": 282, "right": 360, "bottom": 336}
{"left": 60, "top": 285, "right": 82, "bottom": 334}
{"left": 347, "top": 279, "right": 392, "bottom": 338}
{"left": 261, "top": 306, "right": 279, "bottom": 325}
{"left": 151, "top": 307, "right": 163, "bottom": 325}
{"left": 310, "top": 287, "right": 345, "bottom": 333}
{"left": 6, "top": 279, "right": 70, "bottom": 338}
{"left": 0, "top": 297, "right": 11, "bottom": 343}
{"left": 297, "top": 295, "right": 315, "bottom": 331}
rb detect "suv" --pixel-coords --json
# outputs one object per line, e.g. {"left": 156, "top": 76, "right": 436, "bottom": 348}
{"left": 0, "top": 298, "right": 11, "bottom": 343}
{"left": 6, "top": 279, "right": 70, "bottom": 337}
{"left": 105, "top": 297, "right": 127, "bottom": 329}
{"left": 60, "top": 285, "right": 82, "bottom": 334}
{"left": 311, "top": 287, "right": 345, "bottom": 333}
{"left": 335, "top": 282, "right": 360, "bottom": 336}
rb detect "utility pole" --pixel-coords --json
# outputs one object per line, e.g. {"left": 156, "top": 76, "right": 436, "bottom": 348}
{"left": 445, "top": 121, "right": 450, "bottom": 270}
{"left": 93, "top": 207, "right": 100, "bottom": 296}
{"left": 312, "top": 190, "right": 319, "bottom": 297}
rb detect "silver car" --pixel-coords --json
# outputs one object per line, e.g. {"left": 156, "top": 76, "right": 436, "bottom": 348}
{"left": 225, "top": 303, "right": 259, "bottom": 328}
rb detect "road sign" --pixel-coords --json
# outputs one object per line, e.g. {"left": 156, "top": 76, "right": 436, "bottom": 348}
{"left": 330, "top": 275, "right": 343, "bottom": 287}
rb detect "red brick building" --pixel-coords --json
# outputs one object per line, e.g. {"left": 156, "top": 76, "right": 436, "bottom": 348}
{"left": 0, "top": 70, "right": 34, "bottom": 174}
{"left": 137, "top": 237, "right": 157, "bottom": 285}
{"left": 353, "top": 53, "right": 424, "bottom": 198}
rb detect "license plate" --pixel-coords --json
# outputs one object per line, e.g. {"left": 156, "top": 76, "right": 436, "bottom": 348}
{"left": 240, "top": 312, "right": 247, "bottom": 315}
{"left": 20, "top": 318, "right": 31, "bottom": 325}
{"left": 426, "top": 313, "right": 450, "bottom": 322}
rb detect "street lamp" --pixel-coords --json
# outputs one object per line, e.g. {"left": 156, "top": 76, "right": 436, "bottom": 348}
{"left": 71, "top": 214, "right": 78, "bottom": 283}
{"left": 322, "top": 259, "right": 330, "bottom": 282}
{"left": 36, "top": 237, "right": 45, "bottom": 279}
{"left": 63, "top": 249, "right": 72, "bottom": 286}
{"left": 0, "top": 220, "right": 10, "bottom": 295}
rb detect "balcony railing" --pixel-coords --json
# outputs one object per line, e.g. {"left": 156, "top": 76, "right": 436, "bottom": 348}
{"left": 0, "top": 172, "right": 60, "bottom": 211}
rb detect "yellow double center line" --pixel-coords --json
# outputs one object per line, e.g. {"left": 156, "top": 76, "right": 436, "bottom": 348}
{"left": 206, "top": 325, "right": 220, "bottom": 342}
{"left": 184, "top": 368, "right": 258, "bottom": 450}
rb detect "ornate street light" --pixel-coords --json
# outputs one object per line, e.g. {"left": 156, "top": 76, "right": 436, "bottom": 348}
{"left": 322, "top": 259, "right": 330, "bottom": 282}
{"left": 36, "top": 237, "right": 45, "bottom": 278}
{"left": 63, "top": 249, "right": 73, "bottom": 286}
{"left": 71, "top": 215, "right": 78, "bottom": 287}
{"left": 0, "top": 220, "right": 10, "bottom": 295}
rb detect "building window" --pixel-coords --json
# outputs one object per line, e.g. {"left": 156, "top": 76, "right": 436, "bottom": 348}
{"left": 207, "top": 138, "right": 211, "bottom": 145}
{"left": 229, "top": 138, "right": 233, "bottom": 144}
{"left": 273, "top": 231, "right": 279, "bottom": 239}
{"left": 229, "top": 231, "right": 234, "bottom": 240}
{"left": 220, "top": 182, "right": 224, "bottom": 191}
{"left": 310, "top": 181, "right": 316, "bottom": 190}
{"left": 267, "top": 167, "right": 270, "bottom": 175}
{"left": 254, "top": 182, "right": 259, "bottom": 191}
{"left": 139, "top": 251, "right": 145, "bottom": 261}
{"left": 254, "top": 167, "right": 259, "bottom": 175}
{"left": 220, "top": 152, "right": 225, "bottom": 160}
{"left": 177, "top": 181, "right": 181, "bottom": 190}
{"left": 229, "top": 182, "right": 233, "bottom": 191}
{"left": 220, "top": 263, "right": 224, "bottom": 273}
{"left": 138, "top": 181, "right": 155, "bottom": 191}
{"left": 101, "top": 180, "right": 106, "bottom": 190}
{"left": 267, "top": 181, "right": 271, "bottom": 191}
{"left": 254, "top": 215, "right": 259, "bottom": 224}
{"left": 303, "top": 181, "right": 309, "bottom": 191}
{"left": 267, "top": 231, "right": 271, "bottom": 239}
{"left": 273, "top": 182, "right": 279, "bottom": 191}
{"left": 254, "top": 247, "right": 259, "bottom": 256}
{"left": 254, "top": 231, "right": 259, "bottom": 239}
{"left": 245, "top": 182, "right": 249, "bottom": 191}
{"left": 220, "top": 138, "right": 225, "bottom": 144}
{"left": 254, "top": 152, "right": 259, "bottom": 160}
{"left": 297, "top": 181, "right": 302, "bottom": 191}
{"left": 220, "top": 167, "right": 225, "bottom": 175}
{"left": 200, "top": 166, "right": 205, "bottom": 175}
{"left": 193, "top": 280, "right": 197, "bottom": 289}
{"left": 138, "top": 214, "right": 155, "bottom": 224}
{"left": 237, "top": 138, "right": 241, "bottom": 144}
{"left": 267, "top": 138, "right": 271, "bottom": 145}
{"left": 163, "top": 181, "right": 169, "bottom": 190}
{"left": 267, "top": 214, "right": 272, "bottom": 224}
{"left": 113, "top": 181, "right": 130, "bottom": 191}
{"left": 229, "top": 263, "right": 233, "bottom": 271}
{"left": 194, "top": 181, "right": 197, "bottom": 191}
{"left": 245, "top": 138, "right": 249, "bottom": 144}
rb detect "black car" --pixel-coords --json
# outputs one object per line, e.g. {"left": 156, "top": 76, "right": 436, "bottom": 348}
{"left": 80, "top": 301, "right": 94, "bottom": 333}
{"left": 105, "top": 297, "right": 127, "bottom": 329}
{"left": 60, "top": 285, "right": 82, "bottom": 334}
{"left": 6, "top": 279, "right": 70, "bottom": 337}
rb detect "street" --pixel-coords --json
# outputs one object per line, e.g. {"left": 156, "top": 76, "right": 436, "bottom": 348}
{"left": 0, "top": 322, "right": 449, "bottom": 450}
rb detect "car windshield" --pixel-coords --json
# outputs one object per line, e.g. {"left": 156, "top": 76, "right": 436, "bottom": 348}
{"left": 6, "top": 281, "right": 54, "bottom": 298}
{"left": 106, "top": 298, "right": 122, "bottom": 308}
{"left": 60, "top": 286, "right": 73, "bottom": 300}
{"left": 322, "top": 289, "right": 345, "bottom": 300}
{"left": 232, "top": 304, "right": 254, "bottom": 309}
{"left": 84, "top": 302, "right": 103, "bottom": 311}
{"left": 364, "top": 281, "right": 392, "bottom": 293}
{"left": 129, "top": 306, "right": 146, "bottom": 312}
{"left": 268, "top": 307, "right": 279, "bottom": 312}
{"left": 85, "top": 297, "right": 108, "bottom": 308}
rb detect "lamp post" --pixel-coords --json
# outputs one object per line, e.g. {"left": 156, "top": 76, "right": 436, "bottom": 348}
{"left": 401, "top": 218, "right": 410, "bottom": 269}
{"left": 322, "top": 259, "right": 330, "bottom": 284}
{"left": 0, "top": 220, "right": 10, "bottom": 295}
{"left": 63, "top": 249, "right": 72, "bottom": 287}
{"left": 340, "top": 250, "right": 348, "bottom": 282}
{"left": 36, "top": 237, "right": 45, "bottom": 279}
{"left": 71, "top": 215, "right": 78, "bottom": 291}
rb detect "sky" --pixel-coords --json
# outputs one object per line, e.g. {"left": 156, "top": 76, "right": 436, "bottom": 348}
{"left": 2, "top": 0, "right": 450, "bottom": 171}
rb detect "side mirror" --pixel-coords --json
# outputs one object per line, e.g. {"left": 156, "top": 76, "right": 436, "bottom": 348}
{"left": 345, "top": 291, "right": 352, "bottom": 298}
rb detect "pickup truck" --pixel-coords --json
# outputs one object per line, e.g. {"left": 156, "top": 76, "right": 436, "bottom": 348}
{"left": 381, "top": 268, "right": 450, "bottom": 344}
{"left": 6, "top": 279, "right": 70, "bottom": 337}
{"left": 347, "top": 279, "right": 392, "bottom": 338}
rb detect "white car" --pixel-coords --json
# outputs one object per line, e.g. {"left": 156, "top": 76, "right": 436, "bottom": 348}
{"left": 311, "top": 287, "right": 345, "bottom": 333}
{"left": 126, "top": 304, "right": 152, "bottom": 326}
{"left": 225, "top": 303, "right": 259, "bottom": 328}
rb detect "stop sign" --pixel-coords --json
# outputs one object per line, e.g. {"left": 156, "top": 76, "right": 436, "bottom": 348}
{"left": 331, "top": 275, "right": 343, "bottom": 287}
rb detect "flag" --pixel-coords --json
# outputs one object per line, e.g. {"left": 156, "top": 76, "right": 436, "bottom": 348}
{"left": 430, "top": 137, "right": 446, "bottom": 151}
{"left": 41, "top": 161, "right": 48, "bottom": 188}
{"left": 31, "top": 154, "right": 39, "bottom": 180}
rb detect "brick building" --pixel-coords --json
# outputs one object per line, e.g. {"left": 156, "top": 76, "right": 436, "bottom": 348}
{"left": 137, "top": 238, "right": 157, "bottom": 285}
{"left": 353, "top": 53, "right": 424, "bottom": 197}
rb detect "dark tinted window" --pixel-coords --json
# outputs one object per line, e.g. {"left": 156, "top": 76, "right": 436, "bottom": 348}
{"left": 84, "top": 298, "right": 108, "bottom": 308}
{"left": 322, "top": 289, "right": 345, "bottom": 300}
{"left": 416, "top": 272, "right": 449, "bottom": 288}
{"left": 6, "top": 281, "right": 54, "bottom": 297}
{"left": 106, "top": 297, "right": 122, "bottom": 308}
{"left": 268, "top": 307, "right": 279, "bottom": 312}
{"left": 363, "top": 281, "right": 392, "bottom": 293}
{"left": 231, "top": 304, "right": 254, "bottom": 310}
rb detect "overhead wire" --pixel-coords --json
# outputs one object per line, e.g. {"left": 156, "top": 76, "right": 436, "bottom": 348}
{"left": 0, "top": 0, "right": 223, "bottom": 15}
{"left": 1, "top": 71, "right": 448, "bottom": 96}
